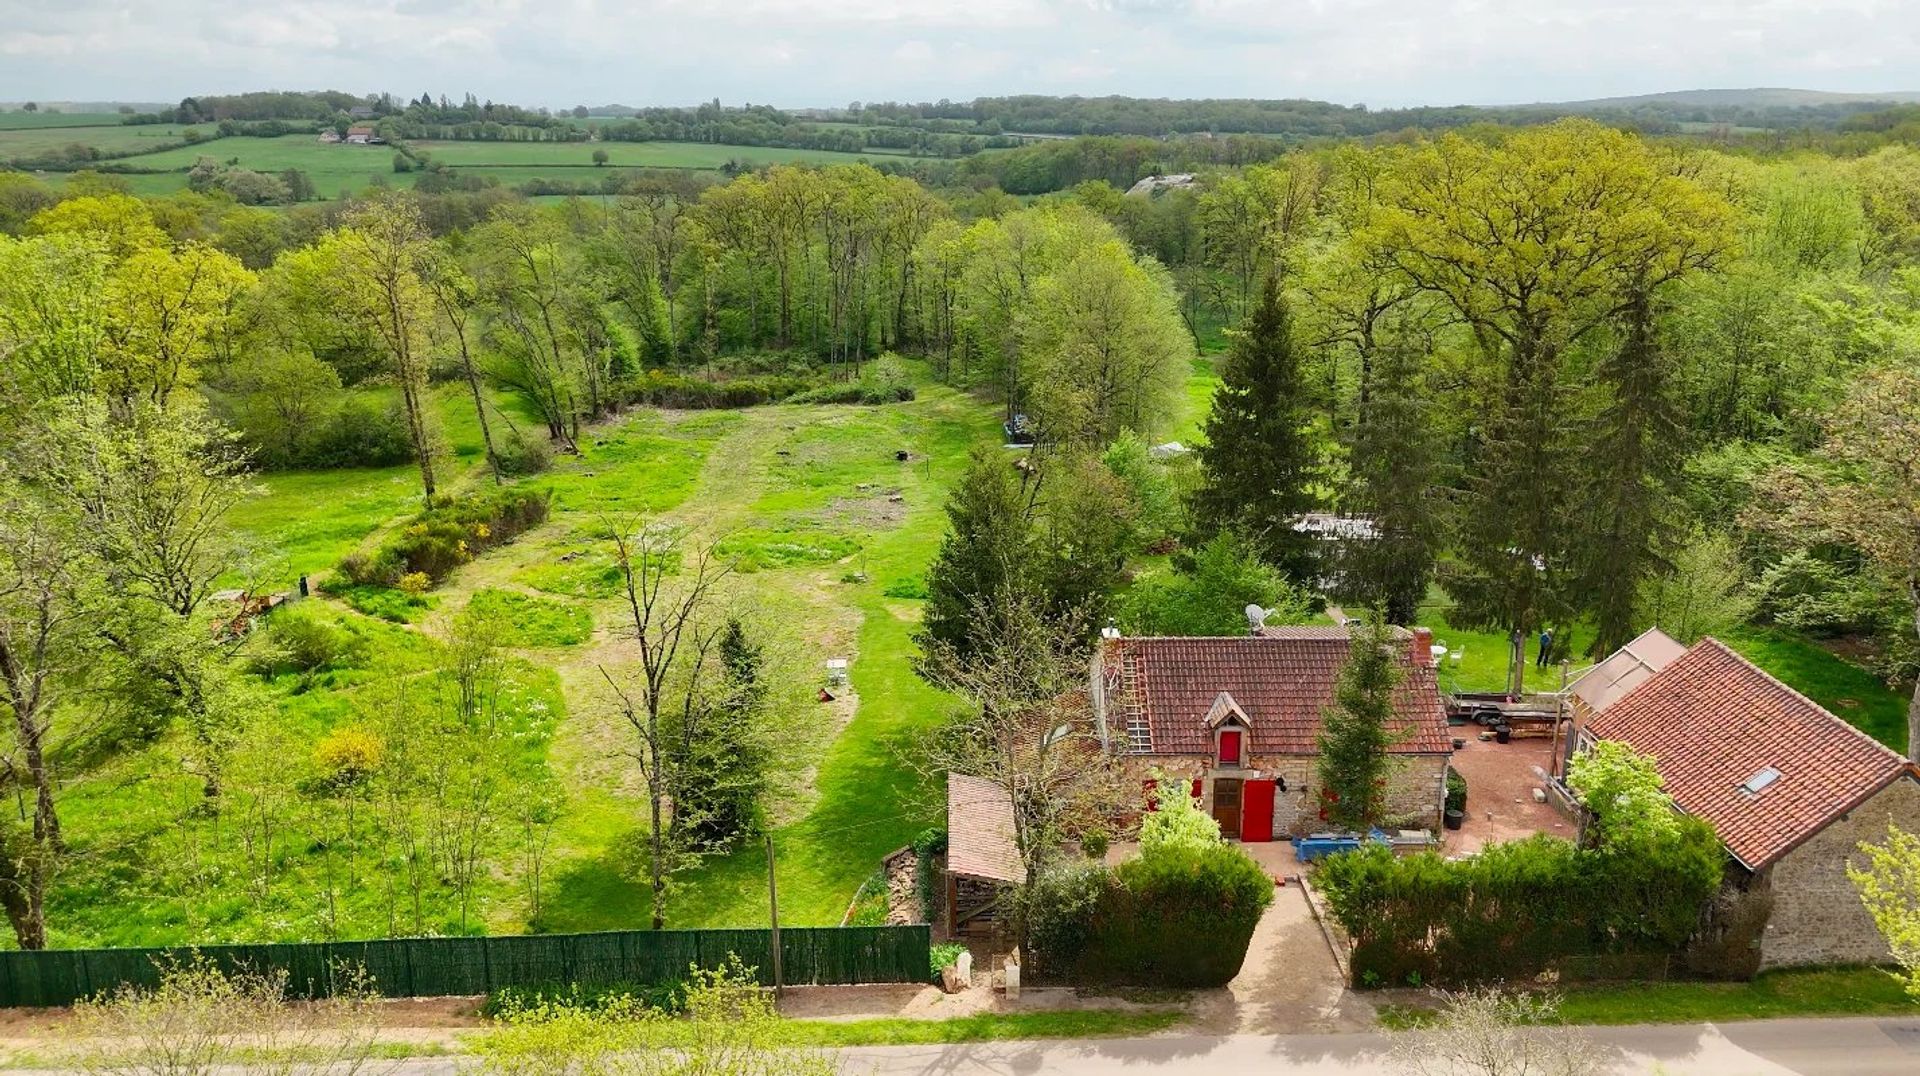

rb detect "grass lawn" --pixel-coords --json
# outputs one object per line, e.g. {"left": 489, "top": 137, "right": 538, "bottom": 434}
{"left": 1721, "top": 629, "right": 1912, "bottom": 750}
{"left": 537, "top": 383, "right": 996, "bottom": 932}
{"left": 1378, "top": 967, "right": 1919, "bottom": 1028}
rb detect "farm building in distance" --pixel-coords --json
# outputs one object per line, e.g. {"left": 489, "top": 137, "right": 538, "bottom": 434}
{"left": 1573, "top": 635, "right": 1920, "bottom": 970}
{"left": 343, "top": 125, "right": 382, "bottom": 144}
{"left": 1091, "top": 626, "right": 1453, "bottom": 840}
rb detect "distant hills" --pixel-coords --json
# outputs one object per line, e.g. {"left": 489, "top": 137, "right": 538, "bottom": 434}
{"left": 1520, "top": 87, "right": 1920, "bottom": 110}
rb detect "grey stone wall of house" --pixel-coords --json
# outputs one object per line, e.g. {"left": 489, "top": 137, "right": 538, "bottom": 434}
{"left": 1759, "top": 774, "right": 1920, "bottom": 970}
{"left": 1118, "top": 753, "right": 1448, "bottom": 837}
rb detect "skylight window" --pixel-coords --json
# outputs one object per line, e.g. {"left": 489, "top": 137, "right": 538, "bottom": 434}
{"left": 1740, "top": 766, "right": 1782, "bottom": 795}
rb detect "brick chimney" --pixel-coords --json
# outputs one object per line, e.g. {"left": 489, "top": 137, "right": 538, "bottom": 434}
{"left": 1410, "top": 627, "right": 1434, "bottom": 668}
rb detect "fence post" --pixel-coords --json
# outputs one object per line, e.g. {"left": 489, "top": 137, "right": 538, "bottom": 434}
{"left": 765, "top": 833, "right": 783, "bottom": 998}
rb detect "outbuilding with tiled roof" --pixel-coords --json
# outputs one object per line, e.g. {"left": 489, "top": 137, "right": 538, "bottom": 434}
{"left": 1578, "top": 635, "right": 1920, "bottom": 971}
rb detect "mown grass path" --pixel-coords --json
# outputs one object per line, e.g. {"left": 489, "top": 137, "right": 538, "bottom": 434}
{"left": 387, "top": 387, "right": 999, "bottom": 932}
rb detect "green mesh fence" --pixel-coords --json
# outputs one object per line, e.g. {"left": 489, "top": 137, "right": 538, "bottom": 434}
{"left": 0, "top": 925, "right": 931, "bottom": 1008}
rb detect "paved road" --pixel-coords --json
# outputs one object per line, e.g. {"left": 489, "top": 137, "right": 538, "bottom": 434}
{"left": 839, "top": 1017, "right": 1920, "bottom": 1075}
{"left": 363, "top": 1016, "right": 1920, "bottom": 1075}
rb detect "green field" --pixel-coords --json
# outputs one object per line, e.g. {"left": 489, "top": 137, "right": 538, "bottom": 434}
{"left": 31, "top": 133, "right": 913, "bottom": 199}
{"left": 413, "top": 139, "right": 909, "bottom": 167}
{"left": 0, "top": 112, "right": 129, "bottom": 130}
{"left": 0, "top": 122, "right": 209, "bottom": 161}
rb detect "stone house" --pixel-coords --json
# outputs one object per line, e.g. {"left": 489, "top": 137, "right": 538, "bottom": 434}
{"left": 1090, "top": 626, "right": 1453, "bottom": 840}
{"left": 1578, "top": 636, "right": 1920, "bottom": 970}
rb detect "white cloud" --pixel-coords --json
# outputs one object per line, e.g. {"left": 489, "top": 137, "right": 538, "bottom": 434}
{"left": 0, "top": 1, "right": 1915, "bottom": 108}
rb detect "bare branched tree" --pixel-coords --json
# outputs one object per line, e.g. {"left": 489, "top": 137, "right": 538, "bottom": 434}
{"left": 1389, "top": 988, "right": 1602, "bottom": 1076}
{"left": 916, "top": 578, "right": 1125, "bottom": 894}
{"left": 599, "top": 520, "right": 734, "bottom": 929}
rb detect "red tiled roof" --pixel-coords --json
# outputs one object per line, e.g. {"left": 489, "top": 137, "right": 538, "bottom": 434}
{"left": 1105, "top": 632, "right": 1451, "bottom": 757}
{"left": 1589, "top": 637, "right": 1912, "bottom": 869}
{"left": 946, "top": 773, "right": 1026, "bottom": 884}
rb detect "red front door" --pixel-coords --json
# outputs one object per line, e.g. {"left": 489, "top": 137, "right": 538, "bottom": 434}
{"left": 1240, "top": 779, "right": 1276, "bottom": 842}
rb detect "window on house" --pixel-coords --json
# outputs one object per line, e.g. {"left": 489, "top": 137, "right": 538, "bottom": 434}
{"left": 1219, "top": 728, "right": 1242, "bottom": 767}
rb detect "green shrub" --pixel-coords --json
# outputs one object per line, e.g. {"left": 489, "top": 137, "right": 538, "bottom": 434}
{"left": 1445, "top": 766, "right": 1468, "bottom": 814}
{"left": 1316, "top": 823, "right": 1724, "bottom": 988}
{"left": 1080, "top": 831, "right": 1110, "bottom": 860}
{"left": 493, "top": 426, "right": 554, "bottom": 476}
{"left": 786, "top": 380, "right": 916, "bottom": 406}
{"left": 911, "top": 828, "right": 947, "bottom": 924}
{"left": 1027, "top": 841, "right": 1272, "bottom": 988}
{"left": 929, "top": 943, "right": 967, "bottom": 982}
{"left": 253, "top": 607, "right": 368, "bottom": 676}
{"left": 307, "top": 398, "right": 415, "bottom": 468}
{"left": 481, "top": 980, "right": 683, "bottom": 1019}
{"left": 620, "top": 370, "right": 815, "bottom": 409}
{"left": 466, "top": 588, "right": 594, "bottom": 647}
{"left": 337, "top": 486, "right": 551, "bottom": 589}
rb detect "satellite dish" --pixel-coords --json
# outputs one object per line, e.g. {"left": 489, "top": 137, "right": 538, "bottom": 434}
{"left": 1245, "top": 604, "right": 1268, "bottom": 630}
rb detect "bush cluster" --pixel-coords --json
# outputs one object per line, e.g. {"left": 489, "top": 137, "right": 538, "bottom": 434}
{"left": 911, "top": 828, "right": 948, "bottom": 925}
{"left": 338, "top": 486, "right": 551, "bottom": 589}
{"left": 1026, "top": 841, "right": 1272, "bottom": 988}
{"left": 251, "top": 608, "right": 369, "bottom": 677}
{"left": 786, "top": 380, "right": 916, "bottom": 405}
{"left": 1315, "top": 823, "right": 1724, "bottom": 988}
{"left": 619, "top": 370, "right": 815, "bottom": 409}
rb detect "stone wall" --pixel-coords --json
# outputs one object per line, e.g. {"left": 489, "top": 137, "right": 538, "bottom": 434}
{"left": 1759, "top": 774, "right": 1920, "bottom": 970}
{"left": 1118, "top": 752, "right": 1448, "bottom": 837}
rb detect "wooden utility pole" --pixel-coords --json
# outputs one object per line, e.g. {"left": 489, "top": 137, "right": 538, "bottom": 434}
{"left": 765, "top": 832, "right": 783, "bottom": 999}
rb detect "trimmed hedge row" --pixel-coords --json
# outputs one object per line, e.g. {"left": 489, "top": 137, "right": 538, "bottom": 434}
{"left": 338, "top": 486, "right": 550, "bottom": 589}
{"left": 1027, "top": 842, "right": 1272, "bottom": 988}
{"left": 1315, "top": 824, "right": 1723, "bottom": 988}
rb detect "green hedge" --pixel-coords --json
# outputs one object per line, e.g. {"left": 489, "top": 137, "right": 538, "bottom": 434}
{"left": 1027, "top": 842, "right": 1272, "bottom": 988}
{"left": 337, "top": 485, "right": 550, "bottom": 589}
{"left": 1315, "top": 824, "right": 1723, "bottom": 988}
{"left": 0, "top": 926, "right": 931, "bottom": 1008}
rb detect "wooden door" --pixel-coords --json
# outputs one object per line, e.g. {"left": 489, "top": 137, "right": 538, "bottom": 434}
{"left": 1211, "top": 778, "right": 1242, "bottom": 836}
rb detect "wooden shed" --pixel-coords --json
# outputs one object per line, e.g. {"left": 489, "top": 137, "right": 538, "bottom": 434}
{"left": 944, "top": 773, "right": 1025, "bottom": 938}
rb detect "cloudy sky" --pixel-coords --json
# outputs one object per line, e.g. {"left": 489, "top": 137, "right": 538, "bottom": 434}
{"left": 2, "top": 1, "right": 1915, "bottom": 110}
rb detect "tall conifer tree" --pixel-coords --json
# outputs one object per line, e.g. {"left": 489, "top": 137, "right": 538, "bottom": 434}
{"left": 1191, "top": 279, "right": 1320, "bottom": 582}
{"left": 1342, "top": 339, "right": 1441, "bottom": 625}
{"left": 1583, "top": 288, "right": 1681, "bottom": 656}
{"left": 916, "top": 446, "right": 1035, "bottom": 668}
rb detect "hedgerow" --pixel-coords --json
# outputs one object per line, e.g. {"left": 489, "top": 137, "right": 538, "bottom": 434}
{"left": 1315, "top": 822, "right": 1724, "bottom": 988}
{"left": 337, "top": 485, "right": 551, "bottom": 589}
{"left": 1026, "top": 840, "right": 1272, "bottom": 988}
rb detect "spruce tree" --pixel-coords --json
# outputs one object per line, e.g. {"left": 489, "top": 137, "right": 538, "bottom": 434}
{"left": 1191, "top": 278, "right": 1320, "bottom": 581}
{"left": 1341, "top": 338, "right": 1441, "bottom": 625}
{"left": 1582, "top": 289, "right": 1680, "bottom": 656}
{"left": 679, "top": 617, "right": 770, "bottom": 850}
{"left": 1317, "top": 616, "right": 1403, "bottom": 832}
{"left": 916, "top": 445, "right": 1036, "bottom": 669}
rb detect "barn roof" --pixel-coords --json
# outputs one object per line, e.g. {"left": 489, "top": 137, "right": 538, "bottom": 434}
{"left": 1103, "top": 631, "right": 1451, "bottom": 757}
{"left": 945, "top": 773, "right": 1025, "bottom": 884}
{"left": 1589, "top": 638, "right": 1913, "bottom": 868}
{"left": 1570, "top": 627, "right": 1686, "bottom": 714}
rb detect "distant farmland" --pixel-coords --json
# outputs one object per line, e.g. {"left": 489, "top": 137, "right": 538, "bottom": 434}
{"left": 0, "top": 120, "right": 210, "bottom": 162}
{"left": 0, "top": 111, "right": 130, "bottom": 131}
{"left": 14, "top": 124, "right": 920, "bottom": 199}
